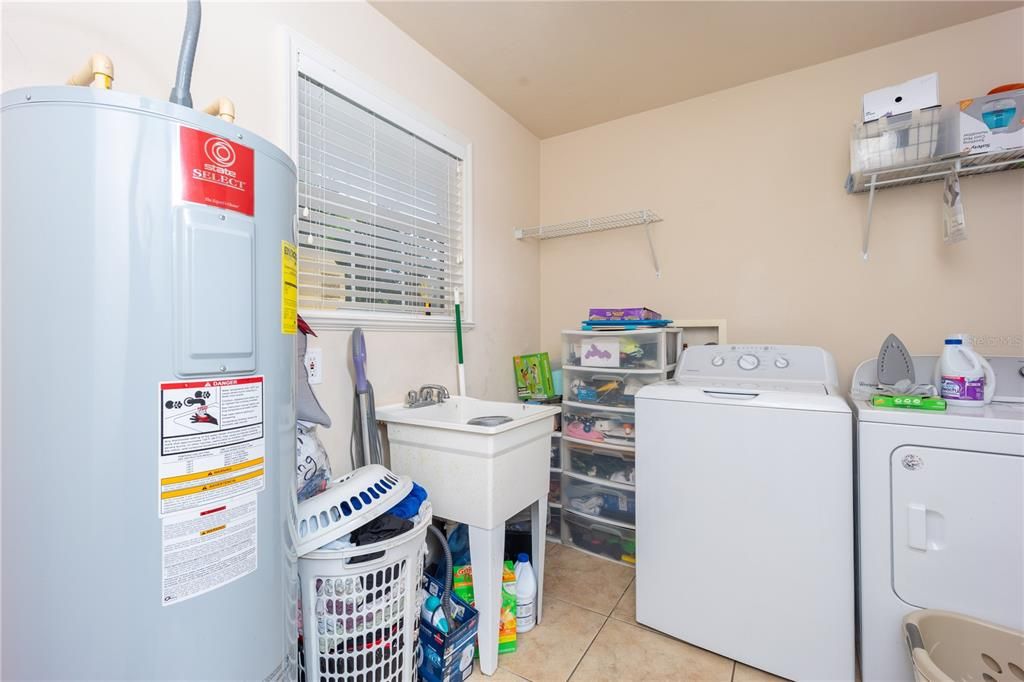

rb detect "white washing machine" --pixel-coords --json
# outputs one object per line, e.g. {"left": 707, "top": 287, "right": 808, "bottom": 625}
{"left": 852, "top": 355, "right": 1024, "bottom": 682}
{"left": 636, "top": 345, "right": 855, "bottom": 682}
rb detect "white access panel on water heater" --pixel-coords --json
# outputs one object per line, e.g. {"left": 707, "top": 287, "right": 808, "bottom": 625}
{"left": 174, "top": 206, "right": 256, "bottom": 374}
{"left": 891, "top": 445, "right": 1024, "bottom": 626}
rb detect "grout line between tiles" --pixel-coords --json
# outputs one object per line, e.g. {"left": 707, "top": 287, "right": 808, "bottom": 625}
{"left": 731, "top": 659, "right": 737, "bottom": 682}
{"left": 566, "top": 613, "right": 611, "bottom": 682}
{"left": 608, "top": 575, "right": 634, "bottom": 617}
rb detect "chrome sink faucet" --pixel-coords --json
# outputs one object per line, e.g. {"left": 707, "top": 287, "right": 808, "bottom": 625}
{"left": 405, "top": 384, "right": 451, "bottom": 408}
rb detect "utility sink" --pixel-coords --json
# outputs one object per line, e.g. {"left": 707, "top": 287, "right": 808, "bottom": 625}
{"left": 376, "top": 396, "right": 559, "bottom": 528}
{"left": 378, "top": 396, "right": 560, "bottom": 676}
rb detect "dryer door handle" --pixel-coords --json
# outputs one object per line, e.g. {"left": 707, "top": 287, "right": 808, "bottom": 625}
{"left": 907, "top": 504, "right": 928, "bottom": 551}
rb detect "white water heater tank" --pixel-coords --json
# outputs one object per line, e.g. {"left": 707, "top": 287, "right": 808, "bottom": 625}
{"left": 1, "top": 86, "right": 298, "bottom": 680}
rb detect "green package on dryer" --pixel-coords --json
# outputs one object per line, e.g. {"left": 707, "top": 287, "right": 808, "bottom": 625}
{"left": 871, "top": 394, "right": 947, "bottom": 411}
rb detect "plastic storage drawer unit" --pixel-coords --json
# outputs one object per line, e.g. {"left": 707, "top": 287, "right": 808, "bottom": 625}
{"left": 564, "top": 441, "right": 635, "bottom": 486}
{"left": 547, "top": 505, "right": 562, "bottom": 540}
{"left": 562, "top": 473, "right": 636, "bottom": 525}
{"left": 548, "top": 470, "right": 562, "bottom": 505}
{"left": 562, "top": 404, "right": 636, "bottom": 449}
{"left": 562, "top": 328, "right": 680, "bottom": 371}
{"left": 563, "top": 510, "right": 636, "bottom": 565}
{"left": 550, "top": 435, "right": 561, "bottom": 469}
{"left": 564, "top": 371, "right": 661, "bottom": 410}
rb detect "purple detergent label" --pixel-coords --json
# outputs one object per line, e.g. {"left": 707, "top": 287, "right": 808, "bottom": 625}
{"left": 940, "top": 375, "right": 985, "bottom": 401}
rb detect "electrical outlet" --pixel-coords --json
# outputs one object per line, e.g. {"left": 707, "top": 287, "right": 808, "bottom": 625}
{"left": 304, "top": 347, "right": 323, "bottom": 385}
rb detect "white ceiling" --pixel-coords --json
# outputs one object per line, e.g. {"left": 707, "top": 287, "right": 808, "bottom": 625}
{"left": 372, "top": 1, "right": 1021, "bottom": 138}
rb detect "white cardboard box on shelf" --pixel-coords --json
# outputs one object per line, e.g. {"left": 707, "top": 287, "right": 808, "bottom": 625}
{"left": 941, "top": 89, "right": 1024, "bottom": 156}
{"left": 862, "top": 73, "right": 938, "bottom": 122}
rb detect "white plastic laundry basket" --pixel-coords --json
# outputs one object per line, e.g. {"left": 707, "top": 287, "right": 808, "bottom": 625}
{"left": 298, "top": 504, "right": 431, "bottom": 682}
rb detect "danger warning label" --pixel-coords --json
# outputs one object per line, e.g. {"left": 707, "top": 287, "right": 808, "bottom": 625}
{"left": 180, "top": 126, "right": 255, "bottom": 216}
{"left": 161, "top": 495, "right": 258, "bottom": 606}
{"left": 159, "top": 376, "right": 265, "bottom": 517}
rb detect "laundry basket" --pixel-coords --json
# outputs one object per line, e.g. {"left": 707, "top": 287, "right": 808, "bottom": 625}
{"left": 904, "top": 610, "right": 1024, "bottom": 682}
{"left": 298, "top": 504, "right": 431, "bottom": 682}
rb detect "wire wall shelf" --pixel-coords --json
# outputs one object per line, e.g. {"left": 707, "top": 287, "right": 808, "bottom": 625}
{"left": 514, "top": 210, "right": 665, "bottom": 277}
{"left": 846, "top": 148, "right": 1024, "bottom": 194}
{"left": 513, "top": 209, "right": 661, "bottom": 240}
{"left": 846, "top": 148, "right": 1024, "bottom": 260}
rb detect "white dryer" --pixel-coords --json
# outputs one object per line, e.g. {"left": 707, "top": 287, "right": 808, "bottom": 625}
{"left": 636, "top": 345, "right": 855, "bottom": 682}
{"left": 852, "top": 355, "right": 1024, "bottom": 682}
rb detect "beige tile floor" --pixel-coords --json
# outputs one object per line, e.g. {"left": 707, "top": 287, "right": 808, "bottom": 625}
{"left": 474, "top": 543, "right": 790, "bottom": 682}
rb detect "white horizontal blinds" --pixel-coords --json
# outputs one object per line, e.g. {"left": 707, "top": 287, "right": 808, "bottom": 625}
{"left": 297, "top": 73, "right": 464, "bottom": 317}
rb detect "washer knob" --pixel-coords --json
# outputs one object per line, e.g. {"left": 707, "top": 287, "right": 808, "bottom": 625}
{"left": 737, "top": 354, "right": 759, "bottom": 370}
{"left": 711, "top": 355, "right": 725, "bottom": 367}
{"left": 775, "top": 357, "right": 790, "bottom": 369}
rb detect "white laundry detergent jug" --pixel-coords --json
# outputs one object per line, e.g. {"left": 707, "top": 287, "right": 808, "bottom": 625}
{"left": 934, "top": 335, "right": 996, "bottom": 406}
{"left": 514, "top": 553, "right": 538, "bottom": 633}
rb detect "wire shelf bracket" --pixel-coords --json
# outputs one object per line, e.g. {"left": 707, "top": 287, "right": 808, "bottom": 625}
{"left": 514, "top": 209, "right": 665, "bottom": 277}
{"left": 846, "top": 148, "right": 1024, "bottom": 259}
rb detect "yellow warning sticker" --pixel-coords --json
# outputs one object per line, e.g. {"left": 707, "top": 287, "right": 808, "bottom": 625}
{"left": 158, "top": 376, "right": 265, "bottom": 517}
{"left": 281, "top": 240, "right": 297, "bottom": 335}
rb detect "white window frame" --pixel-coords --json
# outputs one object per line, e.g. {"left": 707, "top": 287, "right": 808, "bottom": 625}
{"left": 280, "top": 29, "right": 474, "bottom": 332}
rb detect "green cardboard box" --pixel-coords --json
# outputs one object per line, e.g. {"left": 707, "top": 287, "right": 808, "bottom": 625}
{"left": 514, "top": 353, "right": 555, "bottom": 401}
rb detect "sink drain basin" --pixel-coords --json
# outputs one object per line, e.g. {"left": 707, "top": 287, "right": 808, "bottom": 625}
{"left": 466, "top": 415, "right": 514, "bottom": 427}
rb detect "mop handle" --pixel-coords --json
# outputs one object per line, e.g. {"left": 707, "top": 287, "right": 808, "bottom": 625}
{"left": 455, "top": 304, "right": 464, "bottom": 364}
{"left": 352, "top": 327, "right": 368, "bottom": 394}
{"left": 455, "top": 290, "right": 466, "bottom": 396}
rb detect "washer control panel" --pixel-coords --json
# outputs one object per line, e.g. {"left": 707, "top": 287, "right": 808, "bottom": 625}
{"left": 677, "top": 344, "right": 838, "bottom": 385}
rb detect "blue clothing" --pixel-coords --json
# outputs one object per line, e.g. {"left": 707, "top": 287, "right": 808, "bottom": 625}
{"left": 386, "top": 482, "right": 428, "bottom": 519}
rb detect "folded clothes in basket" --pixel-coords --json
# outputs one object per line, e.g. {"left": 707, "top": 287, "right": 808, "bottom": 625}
{"left": 569, "top": 495, "right": 604, "bottom": 515}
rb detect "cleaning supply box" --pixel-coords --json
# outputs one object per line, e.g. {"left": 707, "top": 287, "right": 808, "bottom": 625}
{"left": 942, "top": 88, "right": 1024, "bottom": 156}
{"left": 453, "top": 562, "right": 517, "bottom": 655}
{"left": 419, "top": 574, "right": 480, "bottom": 682}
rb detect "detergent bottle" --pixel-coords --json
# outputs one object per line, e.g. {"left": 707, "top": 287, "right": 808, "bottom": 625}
{"left": 934, "top": 335, "right": 996, "bottom": 407}
{"left": 514, "top": 553, "right": 538, "bottom": 633}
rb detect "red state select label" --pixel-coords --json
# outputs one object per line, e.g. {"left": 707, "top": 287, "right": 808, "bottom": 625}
{"left": 180, "top": 127, "right": 255, "bottom": 216}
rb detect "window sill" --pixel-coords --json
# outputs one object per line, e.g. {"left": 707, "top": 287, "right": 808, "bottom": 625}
{"left": 299, "top": 309, "right": 475, "bottom": 333}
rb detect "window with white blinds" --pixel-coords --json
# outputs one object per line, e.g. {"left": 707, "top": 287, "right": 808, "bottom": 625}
{"left": 295, "top": 65, "right": 467, "bottom": 323}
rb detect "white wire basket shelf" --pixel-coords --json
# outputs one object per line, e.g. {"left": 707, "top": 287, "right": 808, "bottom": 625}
{"left": 513, "top": 210, "right": 661, "bottom": 240}
{"left": 846, "top": 147, "right": 1024, "bottom": 194}
{"left": 514, "top": 210, "right": 666, "bottom": 276}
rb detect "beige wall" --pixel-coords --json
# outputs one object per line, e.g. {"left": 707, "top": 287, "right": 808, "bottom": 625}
{"left": 538, "top": 9, "right": 1024, "bottom": 388}
{"left": 2, "top": 1, "right": 541, "bottom": 474}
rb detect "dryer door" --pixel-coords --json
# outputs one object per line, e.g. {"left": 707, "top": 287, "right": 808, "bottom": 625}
{"left": 891, "top": 445, "right": 1024, "bottom": 629}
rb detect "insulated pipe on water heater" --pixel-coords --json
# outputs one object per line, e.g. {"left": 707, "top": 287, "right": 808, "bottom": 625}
{"left": 169, "top": 0, "right": 201, "bottom": 107}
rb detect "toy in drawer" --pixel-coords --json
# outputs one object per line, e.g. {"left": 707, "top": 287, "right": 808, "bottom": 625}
{"left": 563, "top": 510, "right": 636, "bottom": 565}
{"left": 562, "top": 405, "right": 635, "bottom": 448}
{"left": 565, "top": 335, "right": 662, "bottom": 369}
{"left": 565, "top": 372, "right": 660, "bottom": 409}
{"left": 562, "top": 474, "right": 636, "bottom": 525}
{"left": 565, "top": 442, "right": 635, "bottom": 486}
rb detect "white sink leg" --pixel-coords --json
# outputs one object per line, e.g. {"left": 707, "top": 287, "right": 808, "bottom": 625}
{"left": 469, "top": 523, "right": 505, "bottom": 676}
{"left": 531, "top": 495, "right": 546, "bottom": 625}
